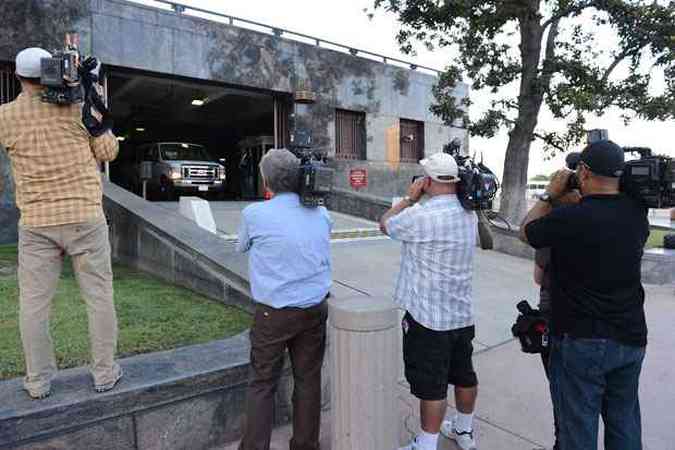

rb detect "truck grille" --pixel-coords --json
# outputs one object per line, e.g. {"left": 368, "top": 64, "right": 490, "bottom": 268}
{"left": 182, "top": 165, "right": 217, "bottom": 180}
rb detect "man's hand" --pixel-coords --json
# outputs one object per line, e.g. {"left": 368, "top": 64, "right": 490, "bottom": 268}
{"left": 556, "top": 190, "right": 582, "bottom": 206}
{"left": 407, "top": 177, "right": 426, "bottom": 202}
{"left": 546, "top": 170, "right": 573, "bottom": 200}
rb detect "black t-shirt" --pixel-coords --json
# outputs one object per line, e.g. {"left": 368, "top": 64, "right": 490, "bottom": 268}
{"left": 525, "top": 194, "right": 649, "bottom": 346}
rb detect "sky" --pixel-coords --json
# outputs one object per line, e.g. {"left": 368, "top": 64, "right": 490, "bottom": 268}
{"left": 132, "top": 0, "right": 673, "bottom": 180}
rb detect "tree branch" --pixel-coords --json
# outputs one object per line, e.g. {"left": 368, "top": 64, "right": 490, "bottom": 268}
{"left": 542, "top": 1, "right": 597, "bottom": 29}
{"left": 500, "top": 116, "right": 568, "bottom": 153}
{"left": 600, "top": 44, "right": 649, "bottom": 85}
{"left": 540, "top": 19, "right": 561, "bottom": 90}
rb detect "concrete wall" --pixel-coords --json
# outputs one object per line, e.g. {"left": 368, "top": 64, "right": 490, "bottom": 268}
{"left": 0, "top": 0, "right": 466, "bottom": 242}
{"left": 0, "top": 335, "right": 297, "bottom": 450}
{"left": 0, "top": 148, "right": 19, "bottom": 244}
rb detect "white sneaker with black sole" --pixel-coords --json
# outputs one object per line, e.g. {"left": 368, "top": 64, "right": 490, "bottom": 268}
{"left": 441, "top": 417, "right": 477, "bottom": 450}
{"left": 398, "top": 437, "right": 421, "bottom": 450}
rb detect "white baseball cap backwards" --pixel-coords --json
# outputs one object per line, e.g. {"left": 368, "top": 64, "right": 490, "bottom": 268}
{"left": 420, "top": 152, "right": 459, "bottom": 183}
{"left": 15, "top": 48, "right": 52, "bottom": 78}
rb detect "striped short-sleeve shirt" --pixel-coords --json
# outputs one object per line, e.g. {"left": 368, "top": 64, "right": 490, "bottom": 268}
{"left": 386, "top": 195, "right": 477, "bottom": 331}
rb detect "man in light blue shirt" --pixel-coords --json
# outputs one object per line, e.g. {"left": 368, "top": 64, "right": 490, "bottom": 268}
{"left": 236, "top": 148, "right": 332, "bottom": 450}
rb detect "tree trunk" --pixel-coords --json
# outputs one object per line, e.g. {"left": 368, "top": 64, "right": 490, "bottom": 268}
{"left": 499, "top": 9, "right": 545, "bottom": 225}
{"left": 500, "top": 121, "right": 536, "bottom": 225}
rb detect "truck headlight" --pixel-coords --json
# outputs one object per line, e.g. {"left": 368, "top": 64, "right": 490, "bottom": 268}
{"left": 218, "top": 167, "right": 226, "bottom": 180}
{"left": 170, "top": 169, "right": 182, "bottom": 180}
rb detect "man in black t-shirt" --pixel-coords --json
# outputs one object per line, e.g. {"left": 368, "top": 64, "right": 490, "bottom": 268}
{"left": 521, "top": 140, "right": 649, "bottom": 450}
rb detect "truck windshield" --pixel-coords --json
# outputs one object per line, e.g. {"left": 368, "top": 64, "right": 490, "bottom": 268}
{"left": 160, "top": 144, "right": 212, "bottom": 161}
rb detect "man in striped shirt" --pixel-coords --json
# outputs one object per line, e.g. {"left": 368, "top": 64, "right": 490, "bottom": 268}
{"left": 380, "top": 152, "right": 479, "bottom": 450}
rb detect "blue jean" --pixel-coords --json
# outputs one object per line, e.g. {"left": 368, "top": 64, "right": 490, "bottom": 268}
{"left": 549, "top": 335, "right": 646, "bottom": 450}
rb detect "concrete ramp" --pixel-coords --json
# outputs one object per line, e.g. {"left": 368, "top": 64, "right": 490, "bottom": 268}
{"left": 103, "top": 181, "right": 252, "bottom": 309}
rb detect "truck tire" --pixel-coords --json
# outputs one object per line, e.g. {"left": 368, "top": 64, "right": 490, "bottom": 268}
{"left": 664, "top": 234, "right": 675, "bottom": 250}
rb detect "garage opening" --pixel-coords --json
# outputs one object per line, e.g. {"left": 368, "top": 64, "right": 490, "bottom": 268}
{"left": 106, "top": 68, "right": 290, "bottom": 201}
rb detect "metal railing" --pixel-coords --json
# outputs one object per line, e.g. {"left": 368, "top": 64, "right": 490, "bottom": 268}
{"left": 128, "top": 0, "right": 442, "bottom": 75}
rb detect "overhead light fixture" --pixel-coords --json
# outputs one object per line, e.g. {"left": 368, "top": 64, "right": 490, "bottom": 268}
{"left": 116, "top": 136, "right": 126, "bottom": 142}
{"left": 136, "top": 127, "right": 145, "bottom": 132}
{"left": 191, "top": 99, "right": 206, "bottom": 106}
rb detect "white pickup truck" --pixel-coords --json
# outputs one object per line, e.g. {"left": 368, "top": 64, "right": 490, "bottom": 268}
{"left": 136, "top": 142, "right": 226, "bottom": 201}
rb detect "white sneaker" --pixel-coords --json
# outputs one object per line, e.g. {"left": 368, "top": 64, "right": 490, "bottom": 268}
{"left": 441, "top": 418, "right": 477, "bottom": 450}
{"left": 398, "top": 436, "right": 421, "bottom": 450}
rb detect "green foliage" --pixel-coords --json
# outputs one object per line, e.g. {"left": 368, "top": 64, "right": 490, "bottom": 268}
{"left": 372, "top": 0, "right": 674, "bottom": 153}
{"left": 531, "top": 174, "right": 551, "bottom": 181}
{"left": 0, "top": 251, "right": 251, "bottom": 380}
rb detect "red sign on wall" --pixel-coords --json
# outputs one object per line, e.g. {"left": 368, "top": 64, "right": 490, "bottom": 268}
{"left": 349, "top": 169, "right": 368, "bottom": 189}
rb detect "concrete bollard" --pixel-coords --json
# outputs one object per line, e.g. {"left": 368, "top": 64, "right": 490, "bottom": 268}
{"left": 329, "top": 296, "right": 399, "bottom": 450}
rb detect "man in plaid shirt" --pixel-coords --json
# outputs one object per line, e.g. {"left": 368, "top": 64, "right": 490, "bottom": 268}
{"left": 0, "top": 48, "right": 120, "bottom": 399}
{"left": 380, "top": 152, "right": 479, "bottom": 450}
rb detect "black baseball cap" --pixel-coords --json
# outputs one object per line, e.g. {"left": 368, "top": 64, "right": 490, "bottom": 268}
{"left": 565, "top": 140, "right": 625, "bottom": 178}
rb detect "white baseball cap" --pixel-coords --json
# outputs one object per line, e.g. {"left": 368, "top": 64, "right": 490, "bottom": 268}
{"left": 15, "top": 48, "right": 52, "bottom": 78}
{"left": 420, "top": 152, "right": 459, "bottom": 183}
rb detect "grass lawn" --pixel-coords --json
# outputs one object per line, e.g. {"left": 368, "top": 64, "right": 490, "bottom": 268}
{"left": 0, "top": 245, "right": 251, "bottom": 380}
{"left": 646, "top": 229, "right": 668, "bottom": 249}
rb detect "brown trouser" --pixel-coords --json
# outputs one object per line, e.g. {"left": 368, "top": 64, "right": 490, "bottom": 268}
{"left": 239, "top": 300, "right": 328, "bottom": 450}
{"left": 18, "top": 219, "right": 119, "bottom": 395}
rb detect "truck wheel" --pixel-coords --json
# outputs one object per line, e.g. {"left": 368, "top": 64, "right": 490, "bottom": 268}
{"left": 664, "top": 234, "right": 675, "bottom": 250}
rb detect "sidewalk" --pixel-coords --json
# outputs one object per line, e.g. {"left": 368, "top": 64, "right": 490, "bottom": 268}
{"left": 219, "top": 239, "right": 674, "bottom": 450}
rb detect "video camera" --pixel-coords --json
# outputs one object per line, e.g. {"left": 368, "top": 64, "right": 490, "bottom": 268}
{"left": 441, "top": 138, "right": 501, "bottom": 250}
{"left": 566, "top": 130, "right": 674, "bottom": 209}
{"left": 39, "top": 32, "right": 113, "bottom": 137}
{"left": 511, "top": 300, "right": 549, "bottom": 354}
{"left": 289, "top": 129, "right": 334, "bottom": 208}
{"left": 620, "top": 147, "right": 674, "bottom": 209}
{"left": 442, "top": 138, "right": 499, "bottom": 211}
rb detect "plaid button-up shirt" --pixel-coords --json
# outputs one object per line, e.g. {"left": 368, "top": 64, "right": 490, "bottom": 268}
{"left": 386, "top": 195, "right": 477, "bottom": 331}
{"left": 0, "top": 90, "right": 118, "bottom": 228}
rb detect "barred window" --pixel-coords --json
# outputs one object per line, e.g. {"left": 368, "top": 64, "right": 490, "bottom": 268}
{"left": 400, "top": 119, "right": 425, "bottom": 163}
{"left": 335, "top": 109, "right": 366, "bottom": 160}
{"left": 0, "top": 63, "right": 20, "bottom": 105}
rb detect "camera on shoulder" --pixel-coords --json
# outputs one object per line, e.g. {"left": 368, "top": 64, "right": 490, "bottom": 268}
{"left": 289, "top": 129, "right": 334, "bottom": 208}
{"left": 565, "top": 130, "right": 674, "bottom": 209}
{"left": 442, "top": 138, "right": 500, "bottom": 211}
{"left": 39, "top": 32, "right": 113, "bottom": 137}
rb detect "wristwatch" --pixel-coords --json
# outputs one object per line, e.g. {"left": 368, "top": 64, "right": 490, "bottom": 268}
{"left": 537, "top": 192, "right": 554, "bottom": 204}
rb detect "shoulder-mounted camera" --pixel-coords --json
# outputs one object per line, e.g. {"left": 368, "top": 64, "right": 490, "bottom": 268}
{"left": 442, "top": 138, "right": 500, "bottom": 211}
{"left": 39, "top": 32, "right": 113, "bottom": 137}
{"left": 289, "top": 129, "right": 334, "bottom": 208}
{"left": 565, "top": 130, "right": 674, "bottom": 209}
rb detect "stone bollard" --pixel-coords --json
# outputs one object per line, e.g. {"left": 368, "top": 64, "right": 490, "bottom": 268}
{"left": 329, "top": 296, "right": 399, "bottom": 450}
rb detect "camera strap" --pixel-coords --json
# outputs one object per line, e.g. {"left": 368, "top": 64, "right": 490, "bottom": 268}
{"left": 80, "top": 72, "right": 114, "bottom": 137}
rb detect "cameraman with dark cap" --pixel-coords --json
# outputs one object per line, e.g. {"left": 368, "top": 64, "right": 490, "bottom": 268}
{"left": 520, "top": 140, "right": 649, "bottom": 450}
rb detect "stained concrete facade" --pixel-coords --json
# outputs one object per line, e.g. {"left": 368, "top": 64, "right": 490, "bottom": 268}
{"left": 0, "top": 0, "right": 466, "bottom": 243}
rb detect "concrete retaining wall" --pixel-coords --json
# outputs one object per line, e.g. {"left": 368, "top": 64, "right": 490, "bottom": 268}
{"left": 0, "top": 335, "right": 297, "bottom": 450}
{"left": 488, "top": 223, "right": 674, "bottom": 285}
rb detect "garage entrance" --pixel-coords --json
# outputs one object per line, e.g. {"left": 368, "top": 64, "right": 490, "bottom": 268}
{"left": 106, "top": 68, "right": 290, "bottom": 200}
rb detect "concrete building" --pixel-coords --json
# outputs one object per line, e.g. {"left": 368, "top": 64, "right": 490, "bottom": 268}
{"left": 0, "top": 0, "right": 468, "bottom": 243}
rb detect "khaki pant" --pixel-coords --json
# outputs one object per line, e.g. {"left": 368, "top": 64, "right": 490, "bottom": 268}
{"left": 239, "top": 301, "right": 328, "bottom": 450}
{"left": 18, "top": 219, "right": 119, "bottom": 394}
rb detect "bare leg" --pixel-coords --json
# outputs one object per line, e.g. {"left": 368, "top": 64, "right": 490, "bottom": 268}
{"left": 421, "top": 399, "right": 448, "bottom": 433}
{"left": 455, "top": 386, "right": 477, "bottom": 414}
